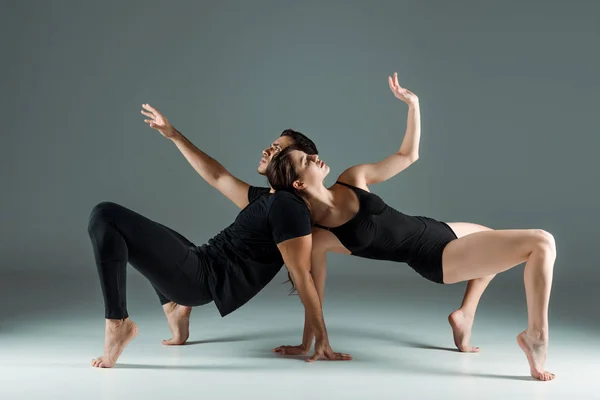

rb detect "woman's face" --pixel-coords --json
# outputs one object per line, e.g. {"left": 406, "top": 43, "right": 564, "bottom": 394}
{"left": 289, "top": 150, "right": 330, "bottom": 190}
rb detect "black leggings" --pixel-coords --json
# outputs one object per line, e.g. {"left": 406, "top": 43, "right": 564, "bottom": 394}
{"left": 87, "top": 202, "right": 212, "bottom": 319}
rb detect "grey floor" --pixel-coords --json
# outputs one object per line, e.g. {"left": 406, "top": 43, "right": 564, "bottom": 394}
{"left": 1, "top": 266, "right": 598, "bottom": 399}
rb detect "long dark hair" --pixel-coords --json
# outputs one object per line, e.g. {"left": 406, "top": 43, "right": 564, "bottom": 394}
{"left": 267, "top": 144, "right": 312, "bottom": 295}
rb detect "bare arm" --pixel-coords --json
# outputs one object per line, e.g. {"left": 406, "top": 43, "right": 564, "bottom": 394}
{"left": 340, "top": 73, "right": 421, "bottom": 186}
{"left": 141, "top": 104, "right": 251, "bottom": 209}
{"left": 274, "top": 228, "right": 338, "bottom": 355}
{"left": 277, "top": 235, "right": 351, "bottom": 362}
{"left": 170, "top": 132, "right": 251, "bottom": 208}
{"left": 298, "top": 242, "right": 327, "bottom": 350}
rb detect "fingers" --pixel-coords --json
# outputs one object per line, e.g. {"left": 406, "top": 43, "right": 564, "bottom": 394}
{"left": 305, "top": 351, "right": 352, "bottom": 362}
{"left": 333, "top": 352, "right": 352, "bottom": 361}
{"left": 280, "top": 349, "right": 302, "bottom": 355}
{"left": 273, "top": 345, "right": 293, "bottom": 352}
{"left": 388, "top": 76, "right": 395, "bottom": 90}
{"left": 274, "top": 345, "right": 307, "bottom": 356}
{"left": 142, "top": 103, "right": 157, "bottom": 113}
{"left": 394, "top": 72, "right": 400, "bottom": 87}
{"left": 144, "top": 120, "right": 159, "bottom": 129}
{"left": 141, "top": 110, "right": 154, "bottom": 118}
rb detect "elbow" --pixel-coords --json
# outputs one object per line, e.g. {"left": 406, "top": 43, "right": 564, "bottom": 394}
{"left": 399, "top": 152, "right": 419, "bottom": 163}
{"left": 211, "top": 170, "right": 230, "bottom": 186}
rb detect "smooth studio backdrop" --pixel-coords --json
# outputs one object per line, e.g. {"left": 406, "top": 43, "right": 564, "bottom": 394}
{"left": 1, "top": 1, "right": 598, "bottom": 329}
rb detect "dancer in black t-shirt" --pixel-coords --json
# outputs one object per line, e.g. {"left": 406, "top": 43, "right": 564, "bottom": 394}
{"left": 88, "top": 105, "right": 350, "bottom": 368}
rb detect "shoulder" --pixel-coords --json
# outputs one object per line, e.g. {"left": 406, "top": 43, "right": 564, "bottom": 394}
{"left": 248, "top": 186, "right": 272, "bottom": 202}
{"left": 271, "top": 190, "right": 306, "bottom": 206}
{"left": 268, "top": 190, "right": 310, "bottom": 218}
{"left": 336, "top": 166, "right": 368, "bottom": 190}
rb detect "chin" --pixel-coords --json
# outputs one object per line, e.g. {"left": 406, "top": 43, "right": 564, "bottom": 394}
{"left": 257, "top": 166, "right": 266, "bottom": 175}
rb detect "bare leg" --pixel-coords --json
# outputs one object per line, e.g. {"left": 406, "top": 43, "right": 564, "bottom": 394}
{"left": 448, "top": 275, "right": 494, "bottom": 352}
{"left": 442, "top": 229, "right": 556, "bottom": 381}
{"left": 446, "top": 222, "right": 495, "bottom": 352}
{"left": 162, "top": 302, "right": 193, "bottom": 345}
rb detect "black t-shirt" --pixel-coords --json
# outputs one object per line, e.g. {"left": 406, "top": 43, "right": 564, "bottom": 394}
{"left": 198, "top": 186, "right": 311, "bottom": 317}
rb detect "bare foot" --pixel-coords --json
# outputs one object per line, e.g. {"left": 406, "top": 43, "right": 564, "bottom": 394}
{"left": 448, "top": 309, "right": 479, "bottom": 352}
{"left": 517, "top": 330, "right": 555, "bottom": 381}
{"left": 91, "top": 318, "right": 139, "bottom": 368}
{"left": 162, "top": 302, "right": 192, "bottom": 346}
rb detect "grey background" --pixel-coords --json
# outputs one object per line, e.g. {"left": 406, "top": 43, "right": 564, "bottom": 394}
{"left": 1, "top": 0, "right": 598, "bottom": 333}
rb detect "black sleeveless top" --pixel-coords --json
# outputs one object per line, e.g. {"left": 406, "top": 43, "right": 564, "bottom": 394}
{"left": 313, "top": 181, "right": 429, "bottom": 264}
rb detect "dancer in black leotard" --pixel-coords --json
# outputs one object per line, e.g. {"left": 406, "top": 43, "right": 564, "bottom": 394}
{"left": 266, "top": 73, "right": 557, "bottom": 381}
{"left": 312, "top": 180, "right": 457, "bottom": 284}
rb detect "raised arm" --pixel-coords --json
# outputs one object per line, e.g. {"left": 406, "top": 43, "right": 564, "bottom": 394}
{"left": 277, "top": 235, "right": 350, "bottom": 362}
{"left": 141, "top": 104, "right": 251, "bottom": 209}
{"left": 340, "top": 73, "right": 421, "bottom": 187}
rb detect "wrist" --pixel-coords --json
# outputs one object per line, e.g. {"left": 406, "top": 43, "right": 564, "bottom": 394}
{"left": 314, "top": 334, "right": 329, "bottom": 345}
{"left": 169, "top": 128, "right": 184, "bottom": 143}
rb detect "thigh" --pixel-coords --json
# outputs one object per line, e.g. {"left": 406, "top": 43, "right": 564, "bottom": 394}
{"left": 441, "top": 229, "right": 537, "bottom": 284}
{"left": 445, "top": 222, "right": 493, "bottom": 239}
{"left": 92, "top": 202, "right": 208, "bottom": 302}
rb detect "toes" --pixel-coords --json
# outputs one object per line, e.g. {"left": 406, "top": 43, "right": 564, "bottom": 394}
{"left": 162, "top": 338, "right": 184, "bottom": 346}
{"left": 543, "top": 372, "right": 556, "bottom": 381}
{"left": 533, "top": 370, "right": 556, "bottom": 381}
{"left": 458, "top": 345, "right": 479, "bottom": 353}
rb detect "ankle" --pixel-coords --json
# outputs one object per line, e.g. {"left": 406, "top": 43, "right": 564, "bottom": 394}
{"left": 526, "top": 328, "right": 549, "bottom": 343}
{"left": 457, "top": 308, "right": 475, "bottom": 319}
{"left": 106, "top": 318, "right": 129, "bottom": 328}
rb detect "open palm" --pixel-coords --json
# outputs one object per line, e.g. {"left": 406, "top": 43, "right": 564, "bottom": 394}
{"left": 141, "top": 103, "right": 177, "bottom": 139}
{"left": 388, "top": 72, "right": 418, "bottom": 105}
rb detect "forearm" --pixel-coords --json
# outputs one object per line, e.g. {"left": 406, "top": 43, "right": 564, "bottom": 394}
{"left": 170, "top": 129, "right": 229, "bottom": 186}
{"left": 301, "top": 309, "right": 314, "bottom": 348}
{"left": 300, "top": 262, "right": 326, "bottom": 348}
{"left": 295, "top": 273, "right": 328, "bottom": 344}
{"left": 398, "top": 102, "right": 421, "bottom": 158}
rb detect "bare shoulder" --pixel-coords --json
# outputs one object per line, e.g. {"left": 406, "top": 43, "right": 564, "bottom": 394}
{"left": 335, "top": 166, "right": 370, "bottom": 192}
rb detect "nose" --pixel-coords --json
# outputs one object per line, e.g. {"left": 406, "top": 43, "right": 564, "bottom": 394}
{"left": 262, "top": 149, "right": 268, "bottom": 157}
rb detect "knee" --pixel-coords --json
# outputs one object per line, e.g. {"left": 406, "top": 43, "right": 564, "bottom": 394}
{"left": 531, "top": 229, "right": 556, "bottom": 258}
{"left": 87, "top": 201, "right": 121, "bottom": 233}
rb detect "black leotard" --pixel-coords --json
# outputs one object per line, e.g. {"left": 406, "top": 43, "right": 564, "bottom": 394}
{"left": 314, "top": 181, "right": 457, "bottom": 284}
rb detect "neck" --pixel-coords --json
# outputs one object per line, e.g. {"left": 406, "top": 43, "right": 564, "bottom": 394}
{"left": 304, "top": 184, "right": 337, "bottom": 222}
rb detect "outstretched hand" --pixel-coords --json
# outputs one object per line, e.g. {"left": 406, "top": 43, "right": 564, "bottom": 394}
{"left": 388, "top": 72, "right": 418, "bottom": 106}
{"left": 141, "top": 104, "right": 178, "bottom": 139}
